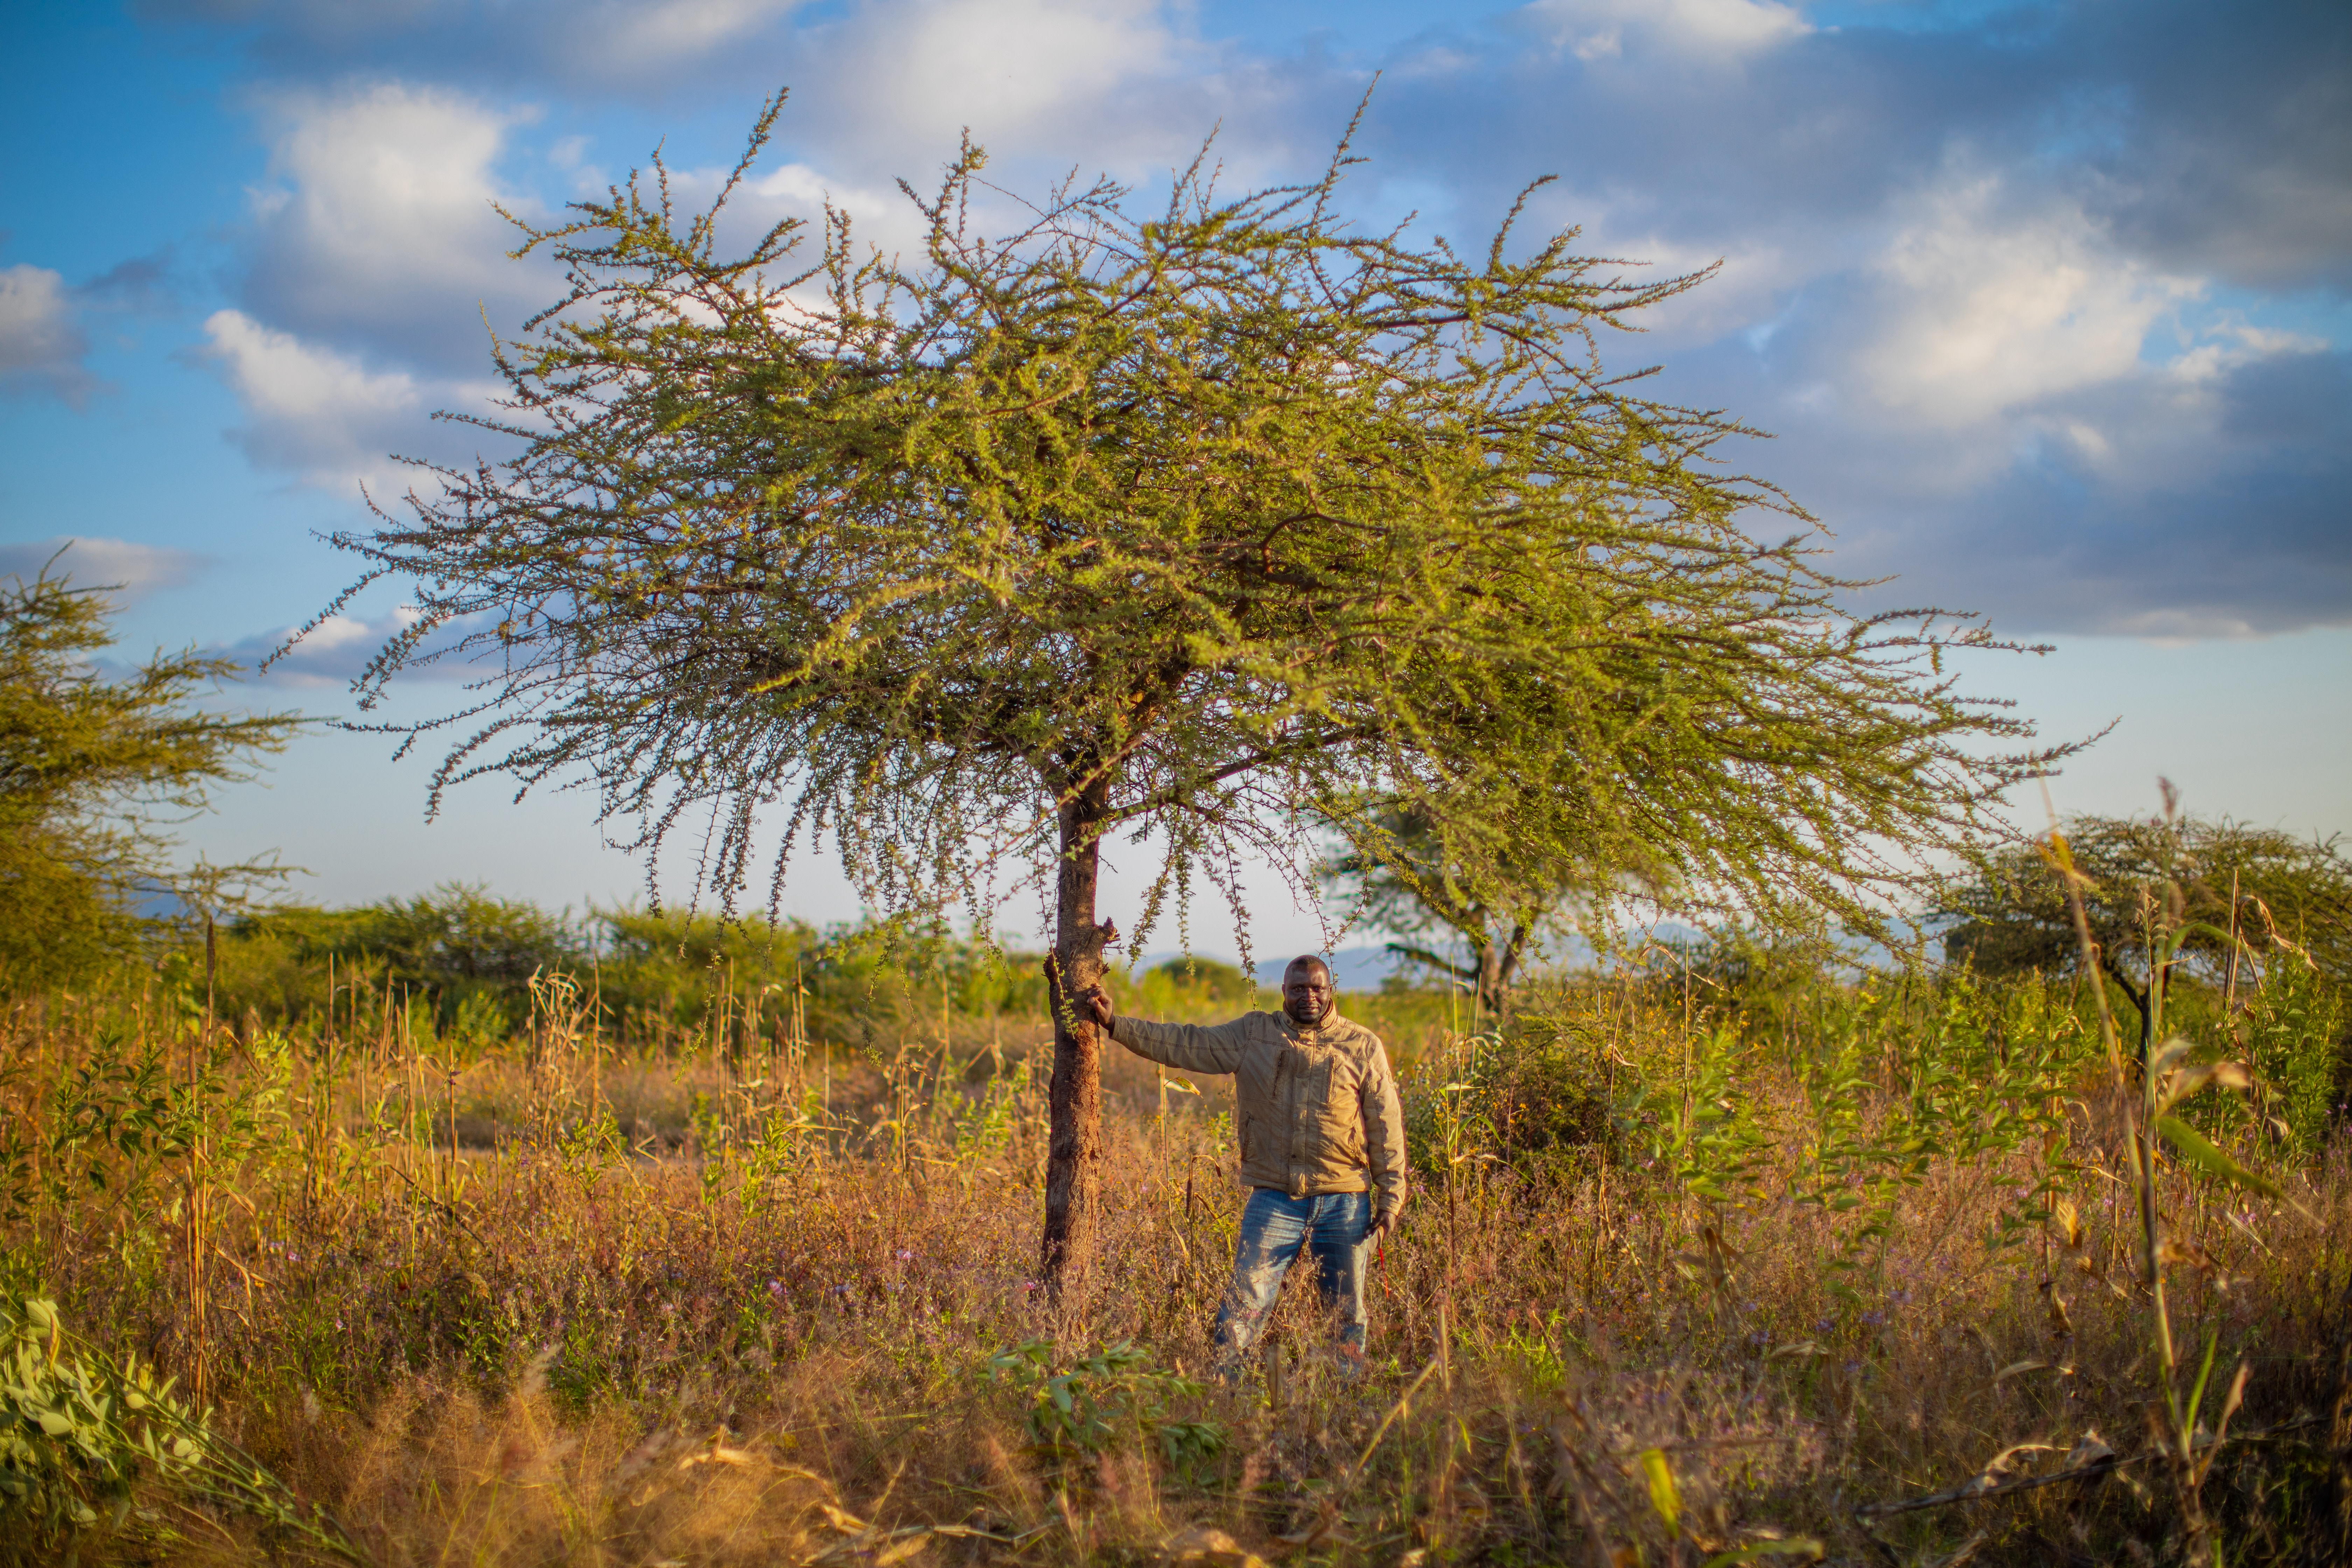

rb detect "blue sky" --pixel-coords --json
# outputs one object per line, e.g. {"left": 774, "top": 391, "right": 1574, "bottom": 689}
{"left": 3, "top": 0, "right": 2347, "bottom": 954}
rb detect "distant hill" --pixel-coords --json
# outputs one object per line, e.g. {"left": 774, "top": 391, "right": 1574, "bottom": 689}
{"left": 1251, "top": 947, "right": 1404, "bottom": 990}
{"left": 1129, "top": 946, "right": 1403, "bottom": 992}
{"left": 1136, "top": 925, "right": 1741, "bottom": 992}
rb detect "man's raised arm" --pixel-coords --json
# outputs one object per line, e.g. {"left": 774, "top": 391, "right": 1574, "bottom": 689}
{"left": 1080, "top": 985, "right": 1251, "bottom": 1075}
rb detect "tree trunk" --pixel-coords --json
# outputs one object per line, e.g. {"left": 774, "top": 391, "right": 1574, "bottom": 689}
{"left": 1475, "top": 939, "right": 1503, "bottom": 1019}
{"left": 2100, "top": 953, "right": 2156, "bottom": 1073}
{"left": 1041, "top": 775, "right": 1118, "bottom": 1307}
{"left": 1478, "top": 919, "right": 1532, "bottom": 1017}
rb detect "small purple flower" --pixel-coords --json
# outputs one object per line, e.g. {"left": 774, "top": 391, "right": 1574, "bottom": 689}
{"left": 895, "top": 1249, "right": 914, "bottom": 1262}
{"left": 766, "top": 1279, "right": 785, "bottom": 1298}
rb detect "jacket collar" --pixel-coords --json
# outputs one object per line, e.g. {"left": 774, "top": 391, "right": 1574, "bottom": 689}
{"left": 1279, "top": 1007, "right": 1345, "bottom": 1043}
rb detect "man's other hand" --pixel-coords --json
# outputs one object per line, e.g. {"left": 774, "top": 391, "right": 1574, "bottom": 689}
{"left": 1366, "top": 1199, "right": 1405, "bottom": 1249}
{"left": 1080, "top": 983, "right": 1115, "bottom": 1030}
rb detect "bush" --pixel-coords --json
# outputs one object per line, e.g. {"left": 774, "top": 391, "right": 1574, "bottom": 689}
{"left": 985, "top": 1341, "right": 1225, "bottom": 1480}
{"left": 2244, "top": 956, "right": 2349, "bottom": 1150}
{"left": 1124, "top": 956, "right": 1259, "bottom": 1020}
{"left": 0, "top": 1295, "right": 359, "bottom": 1564}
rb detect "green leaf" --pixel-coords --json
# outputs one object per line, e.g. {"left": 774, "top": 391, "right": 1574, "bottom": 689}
{"left": 2155, "top": 1115, "right": 2308, "bottom": 1217}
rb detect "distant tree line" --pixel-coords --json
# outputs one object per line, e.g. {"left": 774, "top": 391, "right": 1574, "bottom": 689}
{"left": 167, "top": 884, "right": 1262, "bottom": 1059}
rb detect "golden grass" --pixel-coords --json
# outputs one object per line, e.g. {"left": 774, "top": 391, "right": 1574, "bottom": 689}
{"left": 3, "top": 974, "right": 2345, "bottom": 1566}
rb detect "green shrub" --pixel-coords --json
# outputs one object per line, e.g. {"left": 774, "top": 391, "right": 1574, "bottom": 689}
{"left": 2244, "top": 957, "right": 2348, "bottom": 1151}
{"left": 1125, "top": 955, "right": 1259, "bottom": 1020}
{"left": 0, "top": 1295, "right": 361, "bottom": 1564}
{"left": 985, "top": 1341, "right": 1226, "bottom": 1479}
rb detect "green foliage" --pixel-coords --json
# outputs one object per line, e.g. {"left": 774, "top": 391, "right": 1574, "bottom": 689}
{"left": 1400, "top": 1033, "right": 1498, "bottom": 1188}
{"left": 1, "top": 1294, "right": 167, "bottom": 1541}
{"left": 213, "top": 884, "right": 579, "bottom": 1042}
{"left": 1495, "top": 1310, "right": 1572, "bottom": 1394}
{"left": 324, "top": 91, "right": 2062, "bottom": 967}
{"left": 1424, "top": 955, "right": 2110, "bottom": 1297}
{"left": 592, "top": 903, "right": 826, "bottom": 1042}
{"left": 1122, "top": 955, "right": 1258, "bottom": 1019}
{"left": 985, "top": 1340, "right": 1225, "bottom": 1478}
{"left": 0, "top": 1295, "right": 360, "bottom": 1563}
{"left": 0, "top": 1024, "right": 290, "bottom": 1239}
{"left": 0, "top": 929, "right": 2335, "bottom": 1561}
{"left": 1406, "top": 1017, "right": 1613, "bottom": 1185}
{"left": 0, "top": 568, "right": 299, "bottom": 993}
{"left": 2241, "top": 954, "right": 2347, "bottom": 1150}
{"left": 947, "top": 1055, "right": 1031, "bottom": 1163}
{"left": 1325, "top": 807, "right": 1565, "bottom": 1013}
{"left": 1786, "top": 969, "right": 2093, "bottom": 1284}
{"left": 1624, "top": 1024, "right": 1778, "bottom": 1210}
{"left": 1937, "top": 813, "right": 2352, "bottom": 1053}
{"left": 194, "top": 887, "right": 1049, "bottom": 1051}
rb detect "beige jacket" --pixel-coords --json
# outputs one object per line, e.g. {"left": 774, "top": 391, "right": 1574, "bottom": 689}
{"left": 1110, "top": 1009, "right": 1408, "bottom": 1218}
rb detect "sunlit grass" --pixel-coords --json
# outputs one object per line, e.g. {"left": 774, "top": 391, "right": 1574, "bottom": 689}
{"left": 1, "top": 959, "right": 2341, "bottom": 1565}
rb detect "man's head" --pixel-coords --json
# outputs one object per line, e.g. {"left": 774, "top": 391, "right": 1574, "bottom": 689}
{"left": 1281, "top": 955, "right": 1334, "bottom": 1028}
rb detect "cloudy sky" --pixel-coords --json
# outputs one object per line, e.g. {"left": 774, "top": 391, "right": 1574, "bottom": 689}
{"left": 3, "top": 0, "right": 2347, "bottom": 950}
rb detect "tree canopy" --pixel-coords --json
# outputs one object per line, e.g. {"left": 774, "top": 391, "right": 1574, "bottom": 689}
{"left": 1324, "top": 806, "right": 1569, "bottom": 1016}
{"left": 0, "top": 568, "right": 299, "bottom": 992}
{"left": 1936, "top": 811, "right": 2352, "bottom": 1058}
{"left": 326, "top": 94, "right": 2065, "bottom": 1290}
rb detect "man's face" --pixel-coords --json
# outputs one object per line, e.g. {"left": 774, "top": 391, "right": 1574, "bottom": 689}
{"left": 1282, "top": 958, "right": 1334, "bottom": 1028}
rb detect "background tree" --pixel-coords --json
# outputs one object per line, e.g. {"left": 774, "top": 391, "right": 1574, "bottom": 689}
{"left": 0, "top": 568, "right": 299, "bottom": 993}
{"left": 1936, "top": 810, "right": 2351, "bottom": 1062}
{"left": 1324, "top": 807, "right": 1583, "bottom": 1016}
{"left": 323, "top": 94, "right": 2065, "bottom": 1298}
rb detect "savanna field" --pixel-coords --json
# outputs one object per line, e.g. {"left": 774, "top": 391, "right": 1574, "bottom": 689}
{"left": 5, "top": 896, "right": 2347, "bottom": 1567}
{"left": 18, "top": 61, "right": 2352, "bottom": 1567}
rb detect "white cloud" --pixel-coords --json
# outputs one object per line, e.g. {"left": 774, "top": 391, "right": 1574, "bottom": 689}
{"left": 0, "top": 537, "right": 208, "bottom": 601}
{"left": 0, "top": 263, "right": 95, "bottom": 401}
{"left": 241, "top": 80, "right": 550, "bottom": 369}
{"left": 2163, "top": 318, "right": 2325, "bottom": 387}
{"left": 222, "top": 604, "right": 496, "bottom": 687}
{"left": 551, "top": 0, "right": 803, "bottom": 77}
{"left": 1520, "top": 0, "right": 1811, "bottom": 62}
{"left": 247, "top": 609, "right": 401, "bottom": 687}
{"left": 199, "top": 308, "right": 429, "bottom": 488}
{"left": 790, "top": 0, "right": 1205, "bottom": 180}
{"left": 1856, "top": 173, "right": 2198, "bottom": 427}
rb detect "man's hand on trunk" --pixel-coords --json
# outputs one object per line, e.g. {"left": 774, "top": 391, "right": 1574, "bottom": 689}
{"left": 1079, "top": 983, "right": 1115, "bottom": 1031}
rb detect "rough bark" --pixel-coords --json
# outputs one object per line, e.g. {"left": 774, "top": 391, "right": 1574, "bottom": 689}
{"left": 1041, "top": 774, "right": 1117, "bottom": 1307}
{"left": 1479, "top": 919, "right": 1533, "bottom": 1017}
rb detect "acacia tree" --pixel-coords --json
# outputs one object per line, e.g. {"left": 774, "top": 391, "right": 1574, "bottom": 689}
{"left": 0, "top": 568, "right": 298, "bottom": 992}
{"left": 1937, "top": 811, "right": 2352, "bottom": 1064}
{"left": 1324, "top": 807, "right": 1581, "bottom": 1016}
{"left": 324, "top": 96, "right": 2064, "bottom": 1297}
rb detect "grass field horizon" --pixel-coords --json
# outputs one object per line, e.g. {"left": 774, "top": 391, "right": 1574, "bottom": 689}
{"left": 4, "top": 890, "right": 2346, "bottom": 1566}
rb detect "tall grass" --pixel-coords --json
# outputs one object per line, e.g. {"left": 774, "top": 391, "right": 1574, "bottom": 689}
{"left": 1, "top": 942, "right": 2344, "bottom": 1565}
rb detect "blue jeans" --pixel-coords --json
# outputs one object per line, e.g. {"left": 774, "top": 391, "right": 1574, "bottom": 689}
{"left": 1214, "top": 1188, "right": 1372, "bottom": 1357}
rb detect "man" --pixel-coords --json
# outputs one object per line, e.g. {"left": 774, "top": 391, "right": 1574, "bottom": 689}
{"left": 1082, "top": 955, "right": 1408, "bottom": 1370}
